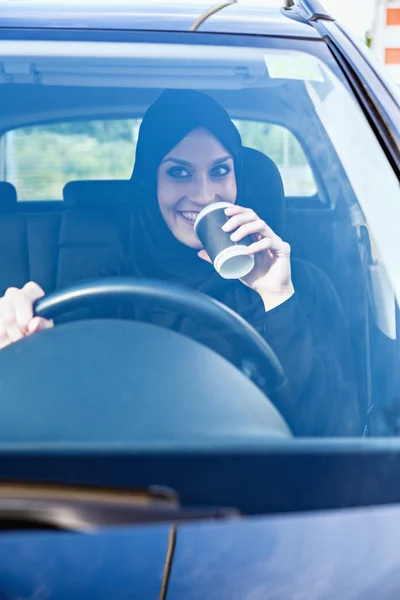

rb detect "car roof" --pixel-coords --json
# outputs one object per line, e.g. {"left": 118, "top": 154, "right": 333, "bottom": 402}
{"left": 0, "top": 1, "right": 321, "bottom": 39}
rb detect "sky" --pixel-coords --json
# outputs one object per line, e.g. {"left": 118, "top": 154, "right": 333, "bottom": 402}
{"left": 319, "top": 0, "right": 375, "bottom": 39}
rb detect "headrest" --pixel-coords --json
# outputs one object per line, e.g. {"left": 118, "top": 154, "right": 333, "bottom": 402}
{"left": 240, "top": 147, "right": 286, "bottom": 237}
{"left": 0, "top": 182, "right": 17, "bottom": 213}
{"left": 59, "top": 212, "right": 122, "bottom": 246}
{"left": 63, "top": 180, "right": 131, "bottom": 208}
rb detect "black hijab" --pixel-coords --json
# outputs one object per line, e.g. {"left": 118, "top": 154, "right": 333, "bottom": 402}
{"left": 128, "top": 89, "right": 266, "bottom": 329}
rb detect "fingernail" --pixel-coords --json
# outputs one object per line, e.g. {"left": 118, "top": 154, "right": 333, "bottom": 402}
{"left": 230, "top": 233, "right": 238, "bottom": 241}
{"left": 221, "top": 223, "right": 229, "bottom": 231}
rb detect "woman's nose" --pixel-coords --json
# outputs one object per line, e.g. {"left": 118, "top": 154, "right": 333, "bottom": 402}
{"left": 191, "top": 175, "right": 217, "bottom": 206}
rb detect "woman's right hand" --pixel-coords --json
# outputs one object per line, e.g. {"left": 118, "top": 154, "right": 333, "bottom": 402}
{"left": 0, "top": 282, "right": 53, "bottom": 350}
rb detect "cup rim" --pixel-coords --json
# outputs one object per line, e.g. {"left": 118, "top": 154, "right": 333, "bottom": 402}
{"left": 214, "top": 245, "right": 255, "bottom": 279}
{"left": 193, "top": 201, "right": 233, "bottom": 235}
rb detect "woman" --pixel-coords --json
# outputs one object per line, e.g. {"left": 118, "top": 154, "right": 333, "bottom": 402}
{"left": 0, "top": 89, "right": 360, "bottom": 436}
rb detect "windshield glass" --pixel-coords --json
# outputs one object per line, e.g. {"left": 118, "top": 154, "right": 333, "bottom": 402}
{"left": 1, "top": 35, "right": 399, "bottom": 444}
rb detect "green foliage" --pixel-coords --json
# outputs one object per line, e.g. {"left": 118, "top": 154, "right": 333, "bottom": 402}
{"left": 37, "top": 120, "right": 136, "bottom": 143}
{"left": 6, "top": 120, "right": 139, "bottom": 200}
{"left": 4, "top": 118, "right": 315, "bottom": 200}
{"left": 234, "top": 120, "right": 309, "bottom": 166}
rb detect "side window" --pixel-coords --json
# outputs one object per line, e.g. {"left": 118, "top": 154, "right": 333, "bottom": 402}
{"left": 1, "top": 119, "right": 141, "bottom": 201}
{"left": 233, "top": 120, "right": 317, "bottom": 198}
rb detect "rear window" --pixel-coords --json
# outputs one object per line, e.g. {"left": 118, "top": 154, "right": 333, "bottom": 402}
{"left": 234, "top": 121, "right": 316, "bottom": 197}
{"left": 1, "top": 118, "right": 316, "bottom": 201}
{"left": 1, "top": 119, "right": 140, "bottom": 201}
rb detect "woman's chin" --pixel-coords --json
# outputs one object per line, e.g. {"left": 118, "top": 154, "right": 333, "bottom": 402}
{"left": 174, "top": 229, "right": 202, "bottom": 250}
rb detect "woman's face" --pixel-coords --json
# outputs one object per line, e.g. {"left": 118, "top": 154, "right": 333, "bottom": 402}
{"left": 157, "top": 127, "right": 237, "bottom": 249}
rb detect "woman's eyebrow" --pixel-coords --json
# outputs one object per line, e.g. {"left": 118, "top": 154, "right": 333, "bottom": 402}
{"left": 161, "top": 157, "right": 192, "bottom": 167}
{"left": 161, "top": 155, "right": 233, "bottom": 167}
{"left": 210, "top": 155, "right": 232, "bottom": 166}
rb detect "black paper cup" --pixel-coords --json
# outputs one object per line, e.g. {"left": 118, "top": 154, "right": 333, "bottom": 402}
{"left": 194, "top": 202, "right": 255, "bottom": 279}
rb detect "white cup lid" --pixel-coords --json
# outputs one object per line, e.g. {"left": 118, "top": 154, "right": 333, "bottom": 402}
{"left": 214, "top": 245, "right": 255, "bottom": 279}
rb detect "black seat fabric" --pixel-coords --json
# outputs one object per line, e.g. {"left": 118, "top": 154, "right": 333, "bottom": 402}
{"left": 57, "top": 180, "right": 131, "bottom": 288}
{"left": 63, "top": 179, "right": 131, "bottom": 208}
{"left": 0, "top": 181, "right": 17, "bottom": 213}
{"left": 239, "top": 146, "right": 286, "bottom": 238}
{"left": 0, "top": 182, "right": 62, "bottom": 294}
{"left": 0, "top": 182, "right": 29, "bottom": 294}
{"left": 27, "top": 214, "right": 62, "bottom": 293}
{"left": 0, "top": 179, "right": 133, "bottom": 295}
{"left": 57, "top": 211, "right": 124, "bottom": 287}
{"left": 0, "top": 217, "right": 29, "bottom": 295}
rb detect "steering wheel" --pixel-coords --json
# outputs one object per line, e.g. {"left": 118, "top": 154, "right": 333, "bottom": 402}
{"left": 34, "top": 278, "right": 287, "bottom": 400}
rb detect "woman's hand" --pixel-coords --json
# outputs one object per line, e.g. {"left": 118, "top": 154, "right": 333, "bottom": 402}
{"left": 0, "top": 282, "right": 53, "bottom": 350}
{"left": 199, "top": 205, "right": 294, "bottom": 311}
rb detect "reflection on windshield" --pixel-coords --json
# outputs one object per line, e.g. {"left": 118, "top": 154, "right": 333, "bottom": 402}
{"left": 0, "top": 40, "right": 399, "bottom": 442}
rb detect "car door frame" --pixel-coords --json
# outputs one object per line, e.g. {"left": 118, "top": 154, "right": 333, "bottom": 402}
{"left": 308, "top": 17, "right": 400, "bottom": 435}
{"left": 310, "top": 19, "right": 400, "bottom": 173}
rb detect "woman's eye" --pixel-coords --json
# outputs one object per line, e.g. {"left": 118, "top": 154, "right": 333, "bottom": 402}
{"left": 210, "top": 164, "right": 231, "bottom": 178}
{"left": 167, "top": 167, "right": 191, "bottom": 179}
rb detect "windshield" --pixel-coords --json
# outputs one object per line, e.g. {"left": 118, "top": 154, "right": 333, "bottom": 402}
{"left": 0, "top": 34, "right": 399, "bottom": 444}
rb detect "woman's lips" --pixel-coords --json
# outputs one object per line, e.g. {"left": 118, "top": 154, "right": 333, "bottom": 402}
{"left": 178, "top": 211, "right": 199, "bottom": 225}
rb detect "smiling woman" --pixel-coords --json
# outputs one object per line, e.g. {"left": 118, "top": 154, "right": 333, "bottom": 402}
{"left": 157, "top": 129, "right": 237, "bottom": 248}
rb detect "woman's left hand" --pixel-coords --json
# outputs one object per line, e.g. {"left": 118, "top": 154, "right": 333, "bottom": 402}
{"left": 198, "top": 204, "right": 294, "bottom": 311}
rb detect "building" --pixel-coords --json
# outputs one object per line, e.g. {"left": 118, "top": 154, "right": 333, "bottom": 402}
{"left": 372, "top": 0, "right": 400, "bottom": 84}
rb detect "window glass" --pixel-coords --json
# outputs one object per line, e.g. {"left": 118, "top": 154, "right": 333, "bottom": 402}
{"left": 234, "top": 121, "right": 317, "bottom": 197}
{"left": 3, "top": 119, "right": 316, "bottom": 201}
{"left": 2, "top": 120, "right": 140, "bottom": 200}
{"left": 0, "top": 38, "right": 400, "bottom": 442}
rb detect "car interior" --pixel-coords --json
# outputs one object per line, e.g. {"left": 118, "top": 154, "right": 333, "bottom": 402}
{"left": 0, "top": 41, "right": 398, "bottom": 439}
